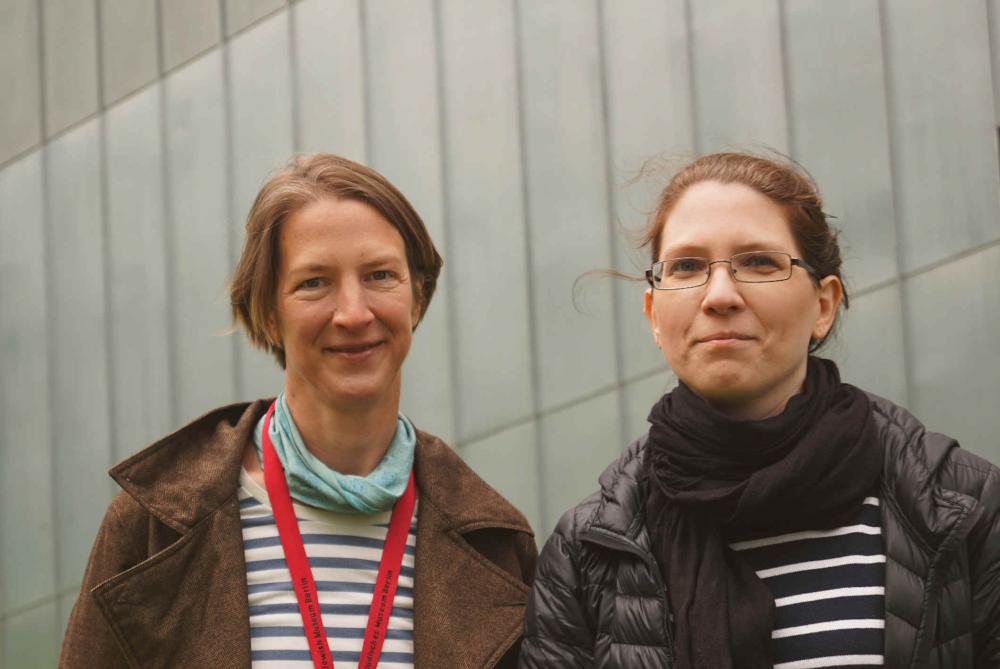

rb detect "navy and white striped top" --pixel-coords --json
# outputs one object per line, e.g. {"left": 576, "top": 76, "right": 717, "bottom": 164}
{"left": 239, "top": 469, "right": 417, "bottom": 668}
{"left": 728, "top": 496, "right": 885, "bottom": 668}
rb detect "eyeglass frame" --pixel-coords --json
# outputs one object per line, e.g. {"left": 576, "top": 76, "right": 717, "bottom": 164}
{"left": 644, "top": 251, "right": 820, "bottom": 290}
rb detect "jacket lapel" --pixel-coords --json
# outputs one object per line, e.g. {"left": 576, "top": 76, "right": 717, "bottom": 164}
{"left": 411, "top": 432, "right": 533, "bottom": 668}
{"left": 91, "top": 400, "right": 268, "bottom": 668}
{"left": 90, "top": 497, "right": 251, "bottom": 668}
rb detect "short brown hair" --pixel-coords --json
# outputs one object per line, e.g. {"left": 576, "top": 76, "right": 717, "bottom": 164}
{"left": 644, "top": 152, "right": 848, "bottom": 351}
{"left": 229, "top": 154, "right": 443, "bottom": 368}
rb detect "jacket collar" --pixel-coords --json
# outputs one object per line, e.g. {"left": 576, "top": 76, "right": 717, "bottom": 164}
{"left": 109, "top": 400, "right": 259, "bottom": 533}
{"left": 580, "top": 435, "right": 652, "bottom": 557}
{"left": 870, "top": 394, "right": 980, "bottom": 551}
{"left": 586, "top": 398, "right": 985, "bottom": 553}
{"left": 100, "top": 399, "right": 532, "bottom": 668}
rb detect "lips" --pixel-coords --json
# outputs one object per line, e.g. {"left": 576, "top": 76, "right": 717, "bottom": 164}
{"left": 325, "top": 341, "right": 383, "bottom": 354}
{"left": 697, "top": 332, "right": 754, "bottom": 343}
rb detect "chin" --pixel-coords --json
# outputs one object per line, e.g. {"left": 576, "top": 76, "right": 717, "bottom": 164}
{"left": 683, "top": 363, "right": 759, "bottom": 404}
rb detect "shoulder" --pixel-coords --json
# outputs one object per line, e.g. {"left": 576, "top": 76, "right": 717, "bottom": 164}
{"left": 412, "top": 428, "right": 535, "bottom": 535}
{"left": 412, "top": 428, "right": 538, "bottom": 584}
{"left": 549, "top": 435, "right": 649, "bottom": 550}
{"left": 111, "top": 399, "right": 269, "bottom": 532}
{"left": 868, "top": 393, "right": 1000, "bottom": 519}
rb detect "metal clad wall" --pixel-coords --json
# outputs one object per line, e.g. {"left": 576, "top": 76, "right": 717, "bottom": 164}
{"left": 104, "top": 86, "right": 173, "bottom": 461}
{"left": 439, "top": 0, "right": 535, "bottom": 442}
{"left": 45, "top": 121, "right": 114, "bottom": 602}
{"left": 1, "top": 2, "right": 999, "bottom": 665}
{"left": 164, "top": 51, "right": 237, "bottom": 424}
{"left": 518, "top": 0, "right": 618, "bottom": 413}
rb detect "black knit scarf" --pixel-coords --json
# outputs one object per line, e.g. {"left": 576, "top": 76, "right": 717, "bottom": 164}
{"left": 643, "top": 357, "right": 882, "bottom": 669}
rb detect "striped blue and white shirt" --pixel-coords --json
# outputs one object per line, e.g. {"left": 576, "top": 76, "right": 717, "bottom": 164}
{"left": 239, "top": 469, "right": 417, "bottom": 668}
{"left": 729, "top": 496, "right": 885, "bottom": 669}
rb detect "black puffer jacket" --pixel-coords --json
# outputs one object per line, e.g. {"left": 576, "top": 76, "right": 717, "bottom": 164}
{"left": 520, "top": 395, "right": 1000, "bottom": 668}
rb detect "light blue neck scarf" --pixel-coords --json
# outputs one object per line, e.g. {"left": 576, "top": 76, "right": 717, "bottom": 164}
{"left": 253, "top": 393, "right": 416, "bottom": 515}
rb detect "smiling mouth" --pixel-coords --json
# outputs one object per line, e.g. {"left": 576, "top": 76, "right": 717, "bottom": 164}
{"left": 325, "top": 341, "right": 383, "bottom": 355}
{"left": 698, "top": 333, "right": 754, "bottom": 344}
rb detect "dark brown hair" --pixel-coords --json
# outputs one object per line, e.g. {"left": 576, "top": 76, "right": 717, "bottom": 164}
{"left": 229, "top": 154, "right": 443, "bottom": 368}
{"left": 644, "top": 152, "right": 848, "bottom": 350}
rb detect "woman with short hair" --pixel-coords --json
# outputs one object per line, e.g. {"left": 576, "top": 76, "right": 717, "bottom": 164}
{"left": 61, "top": 154, "right": 537, "bottom": 668}
{"left": 520, "top": 152, "right": 1000, "bottom": 668}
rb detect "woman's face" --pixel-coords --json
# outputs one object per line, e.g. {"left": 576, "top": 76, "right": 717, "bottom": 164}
{"left": 270, "top": 197, "right": 420, "bottom": 414}
{"left": 644, "top": 180, "right": 842, "bottom": 419}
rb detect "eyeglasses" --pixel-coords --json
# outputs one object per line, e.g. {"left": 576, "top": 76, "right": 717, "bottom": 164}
{"left": 645, "top": 251, "right": 819, "bottom": 290}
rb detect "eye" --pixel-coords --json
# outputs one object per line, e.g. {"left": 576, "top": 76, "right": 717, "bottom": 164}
{"left": 367, "top": 269, "right": 402, "bottom": 286}
{"left": 667, "top": 258, "right": 706, "bottom": 275}
{"left": 298, "top": 277, "right": 324, "bottom": 290}
{"left": 742, "top": 253, "right": 779, "bottom": 268}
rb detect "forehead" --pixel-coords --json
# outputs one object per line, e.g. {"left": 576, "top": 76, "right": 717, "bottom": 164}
{"left": 279, "top": 197, "right": 407, "bottom": 266}
{"left": 659, "top": 181, "right": 799, "bottom": 257}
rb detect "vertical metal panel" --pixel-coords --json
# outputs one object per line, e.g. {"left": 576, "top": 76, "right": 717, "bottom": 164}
{"left": 690, "top": 0, "right": 789, "bottom": 153}
{"left": 438, "top": 0, "right": 535, "bottom": 441}
{"left": 98, "top": 0, "right": 159, "bottom": 105}
{"left": 783, "top": 0, "right": 898, "bottom": 291}
{"left": 460, "top": 422, "right": 542, "bottom": 534}
{"left": 105, "top": 86, "right": 173, "bottom": 458}
{"left": 0, "top": 0, "right": 43, "bottom": 163}
{"left": 164, "top": 51, "right": 237, "bottom": 422}
{"left": 828, "top": 284, "right": 908, "bottom": 406}
{"left": 882, "top": 0, "right": 1000, "bottom": 271}
{"left": 364, "top": 0, "right": 456, "bottom": 442}
{"left": 517, "top": 0, "right": 618, "bottom": 411}
{"left": 3, "top": 600, "right": 59, "bottom": 669}
{"left": 45, "top": 119, "right": 114, "bottom": 590}
{"left": 601, "top": 0, "right": 695, "bottom": 381}
{"left": 291, "top": 0, "right": 367, "bottom": 159}
{"left": 991, "top": 0, "right": 1000, "bottom": 125}
{"left": 539, "top": 390, "right": 622, "bottom": 534}
{"left": 227, "top": 12, "right": 293, "bottom": 400}
{"left": 0, "top": 153, "right": 57, "bottom": 612}
{"left": 42, "top": 0, "right": 100, "bottom": 136}
{"left": 906, "top": 245, "right": 1000, "bottom": 463}
{"left": 160, "top": 0, "right": 222, "bottom": 71}
{"left": 224, "top": 0, "right": 284, "bottom": 36}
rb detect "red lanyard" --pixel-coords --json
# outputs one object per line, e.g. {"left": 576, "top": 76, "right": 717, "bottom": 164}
{"left": 261, "top": 402, "right": 417, "bottom": 669}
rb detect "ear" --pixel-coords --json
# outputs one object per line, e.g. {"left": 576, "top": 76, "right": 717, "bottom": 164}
{"left": 812, "top": 275, "right": 843, "bottom": 341}
{"left": 643, "top": 288, "right": 661, "bottom": 348}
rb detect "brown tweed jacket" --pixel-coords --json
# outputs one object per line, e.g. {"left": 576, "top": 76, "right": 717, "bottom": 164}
{"left": 59, "top": 399, "right": 537, "bottom": 668}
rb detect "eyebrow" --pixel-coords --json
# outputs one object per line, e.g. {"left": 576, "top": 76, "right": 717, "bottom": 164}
{"left": 286, "top": 255, "right": 406, "bottom": 275}
{"left": 358, "top": 254, "right": 407, "bottom": 270}
{"left": 660, "top": 241, "right": 793, "bottom": 258}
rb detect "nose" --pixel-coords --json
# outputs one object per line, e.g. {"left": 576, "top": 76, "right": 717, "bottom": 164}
{"left": 331, "top": 279, "right": 375, "bottom": 329}
{"left": 700, "top": 260, "right": 746, "bottom": 314}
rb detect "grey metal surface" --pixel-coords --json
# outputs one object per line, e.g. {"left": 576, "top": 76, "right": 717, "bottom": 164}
{"left": 98, "top": 0, "right": 158, "bottom": 106}
{"left": 159, "top": 0, "right": 221, "bottom": 72}
{"left": 41, "top": 0, "right": 100, "bottom": 136}
{"left": 0, "top": 0, "right": 42, "bottom": 164}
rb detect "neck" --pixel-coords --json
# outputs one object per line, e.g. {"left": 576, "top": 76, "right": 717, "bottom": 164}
{"left": 283, "top": 386, "right": 400, "bottom": 477}
{"left": 712, "top": 389, "right": 798, "bottom": 421}
{"left": 706, "top": 362, "right": 808, "bottom": 421}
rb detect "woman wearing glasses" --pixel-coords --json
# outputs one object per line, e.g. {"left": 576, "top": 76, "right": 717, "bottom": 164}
{"left": 520, "top": 153, "right": 1000, "bottom": 668}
